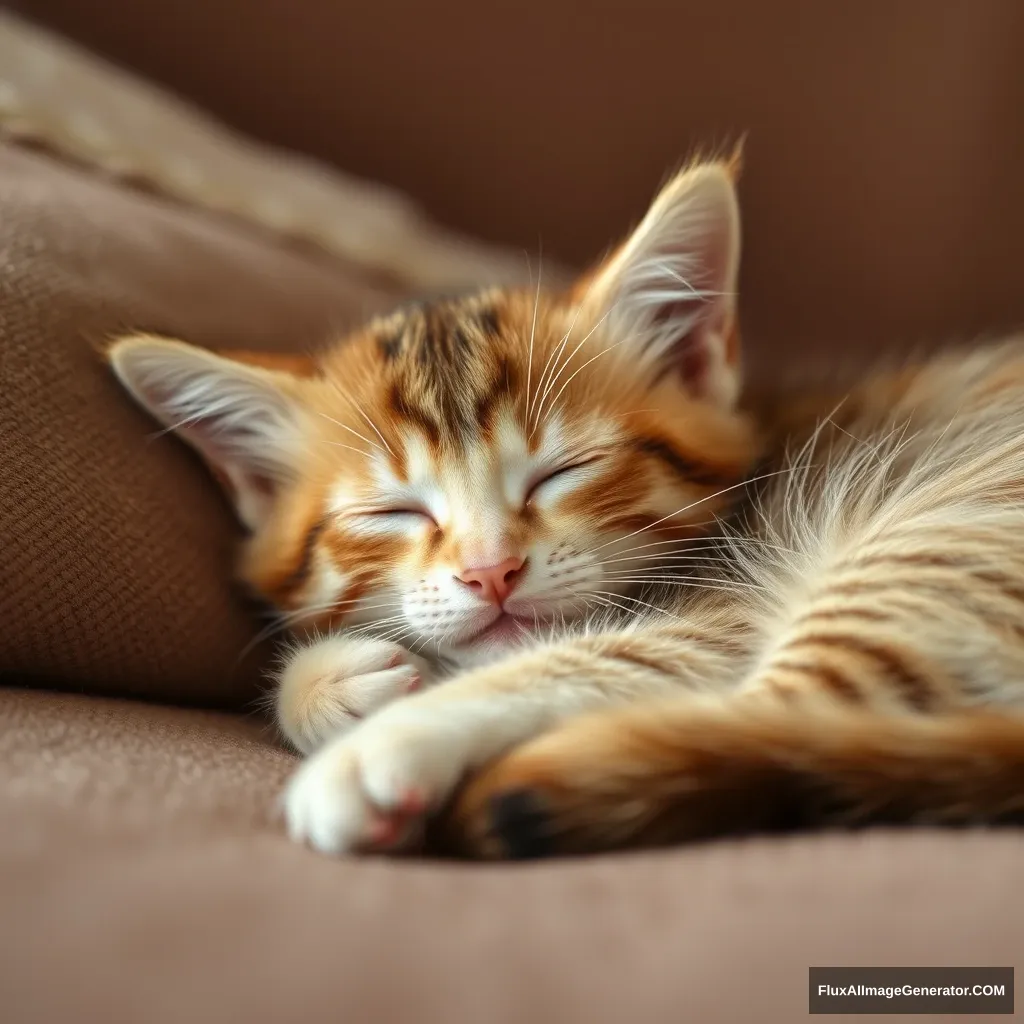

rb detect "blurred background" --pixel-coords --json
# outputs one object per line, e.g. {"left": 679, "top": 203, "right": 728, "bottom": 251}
{"left": 15, "top": 0, "right": 1024, "bottom": 362}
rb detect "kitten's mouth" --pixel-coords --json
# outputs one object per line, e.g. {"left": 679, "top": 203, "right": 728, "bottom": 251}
{"left": 457, "top": 612, "right": 537, "bottom": 648}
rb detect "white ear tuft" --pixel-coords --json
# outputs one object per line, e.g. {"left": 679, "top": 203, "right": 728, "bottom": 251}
{"left": 588, "top": 163, "right": 741, "bottom": 405}
{"left": 108, "top": 334, "right": 306, "bottom": 530}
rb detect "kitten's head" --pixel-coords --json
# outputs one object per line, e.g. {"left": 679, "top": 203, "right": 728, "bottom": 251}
{"left": 109, "top": 158, "right": 757, "bottom": 663}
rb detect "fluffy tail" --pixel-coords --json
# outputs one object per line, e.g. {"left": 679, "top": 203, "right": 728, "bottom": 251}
{"left": 440, "top": 700, "right": 1024, "bottom": 858}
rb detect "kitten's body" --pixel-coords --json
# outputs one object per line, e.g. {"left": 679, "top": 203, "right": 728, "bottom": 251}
{"left": 109, "top": 156, "right": 1024, "bottom": 857}
{"left": 446, "top": 343, "right": 1024, "bottom": 854}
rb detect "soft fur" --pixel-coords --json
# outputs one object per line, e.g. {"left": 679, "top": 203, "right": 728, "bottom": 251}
{"left": 109, "top": 153, "right": 1024, "bottom": 859}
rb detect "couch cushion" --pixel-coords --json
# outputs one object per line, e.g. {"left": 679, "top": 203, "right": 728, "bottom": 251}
{"left": 0, "top": 10, "right": 546, "bottom": 293}
{"left": 25, "top": 0, "right": 1024, "bottom": 364}
{"left": 0, "top": 143, "right": 409, "bottom": 707}
{"left": 2, "top": 687, "right": 1021, "bottom": 1024}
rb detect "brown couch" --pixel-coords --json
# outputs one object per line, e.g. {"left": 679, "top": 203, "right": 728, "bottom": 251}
{"left": 3, "top": 6, "right": 1024, "bottom": 1022}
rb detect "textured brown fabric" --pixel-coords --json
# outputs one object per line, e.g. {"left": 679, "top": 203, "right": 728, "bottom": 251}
{"left": 2, "top": 687, "right": 1021, "bottom": 1024}
{"left": 0, "top": 11, "right": 549, "bottom": 293}
{"left": 23, "top": 0, "right": 1024, "bottom": 366}
{"left": 0, "top": 143, "right": 407, "bottom": 707}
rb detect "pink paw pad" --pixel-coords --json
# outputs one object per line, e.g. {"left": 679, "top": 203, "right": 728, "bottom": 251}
{"left": 366, "top": 814, "right": 402, "bottom": 847}
{"left": 397, "top": 788, "right": 427, "bottom": 815}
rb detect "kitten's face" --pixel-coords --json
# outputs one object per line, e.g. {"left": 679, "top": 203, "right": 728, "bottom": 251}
{"left": 243, "top": 290, "right": 753, "bottom": 661}
{"left": 109, "top": 157, "right": 757, "bottom": 663}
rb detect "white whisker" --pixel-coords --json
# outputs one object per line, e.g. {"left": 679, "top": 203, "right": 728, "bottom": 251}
{"left": 600, "top": 574, "right": 763, "bottom": 591}
{"left": 585, "top": 589, "right": 690, "bottom": 624}
{"left": 584, "top": 468, "right": 799, "bottom": 557}
{"left": 594, "top": 551, "right": 740, "bottom": 569}
{"left": 541, "top": 336, "right": 633, "bottom": 426}
{"left": 322, "top": 440, "right": 373, "bottom": 458}
{"left": 317, "top": 411, "right": 386, "bottom": 454}
{"left": 530, "top": 285, "right": 589, "bottom": 429}
{"left": 325, "top": 377, "right": 395, "bottom": 457}
{"left": 531, "top": 307, "right": 615, "bottom": 435}
{"left": 523, "top": 252, "right": 542, "bottom": 425}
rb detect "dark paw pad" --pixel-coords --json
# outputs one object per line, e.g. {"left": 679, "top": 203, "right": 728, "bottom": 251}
{"left": 489, "top": 788, "right": 557, "bottom": 859}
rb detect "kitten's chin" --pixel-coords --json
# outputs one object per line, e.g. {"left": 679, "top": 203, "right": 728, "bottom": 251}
{"left": 440, "top": 613, "right": 544, "bottom": 668}
{"left": 473, "top": 612, "right": 533, "bottom": 643}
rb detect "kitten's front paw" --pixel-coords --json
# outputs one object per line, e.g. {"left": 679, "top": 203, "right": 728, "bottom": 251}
{"left": 276, "top": 636, "right": 430, "bottom": 754}
{"left": 283, "top": 704, "right": 468, "bottom": 855}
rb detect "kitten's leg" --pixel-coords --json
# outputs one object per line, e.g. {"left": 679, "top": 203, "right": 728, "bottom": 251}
{"left": 444, "top": 459, "right": 1024, "bottom": 857}
{"left": 441, "top": 587, "right": 973, "bottom": 857}
{"left": 442, "top": 695, "right": 1024, "bottom": 858}
{"left": 276, "top": 635, "right": 438, "bottom": 754}
{"left": 282, "top": 621, "right": 740, "bottom": 855}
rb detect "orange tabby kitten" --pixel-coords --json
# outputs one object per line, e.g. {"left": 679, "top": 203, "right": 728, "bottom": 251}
{"left": 109, "top": 157, "right": 1024, "bottom": 859}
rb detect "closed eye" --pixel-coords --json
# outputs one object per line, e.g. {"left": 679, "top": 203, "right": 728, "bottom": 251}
{"left": 367, "top": 507, "right": 433, "bottom": 520}
{"left": 356, "top": 506, "right": 437, "bottom": 527}
{"left": 525, "top": 458, "right": 600, "bottom": 504}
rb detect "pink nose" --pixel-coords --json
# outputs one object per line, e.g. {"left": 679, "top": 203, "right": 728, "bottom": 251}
{"left": 456, "top": 557, "right": 525, "bottom": 606}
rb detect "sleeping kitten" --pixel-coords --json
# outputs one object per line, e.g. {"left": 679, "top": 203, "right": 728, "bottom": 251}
{"left": 109, "top": 156, "right": 1024, "bottom": 859}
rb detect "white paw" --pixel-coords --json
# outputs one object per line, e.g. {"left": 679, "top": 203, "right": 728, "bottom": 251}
{"left": 276, "top": 636, "right": 431, "bottom": 754}
{"left": 283, "top": 703, "right": 468, "bottom": 855}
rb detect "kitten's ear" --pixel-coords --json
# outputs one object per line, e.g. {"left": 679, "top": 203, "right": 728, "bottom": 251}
{"left": 107, "top": 335, "right": 312, "bottom": 530}
{"left": 584, "top": 160, "right": 741, "bottom": 405}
